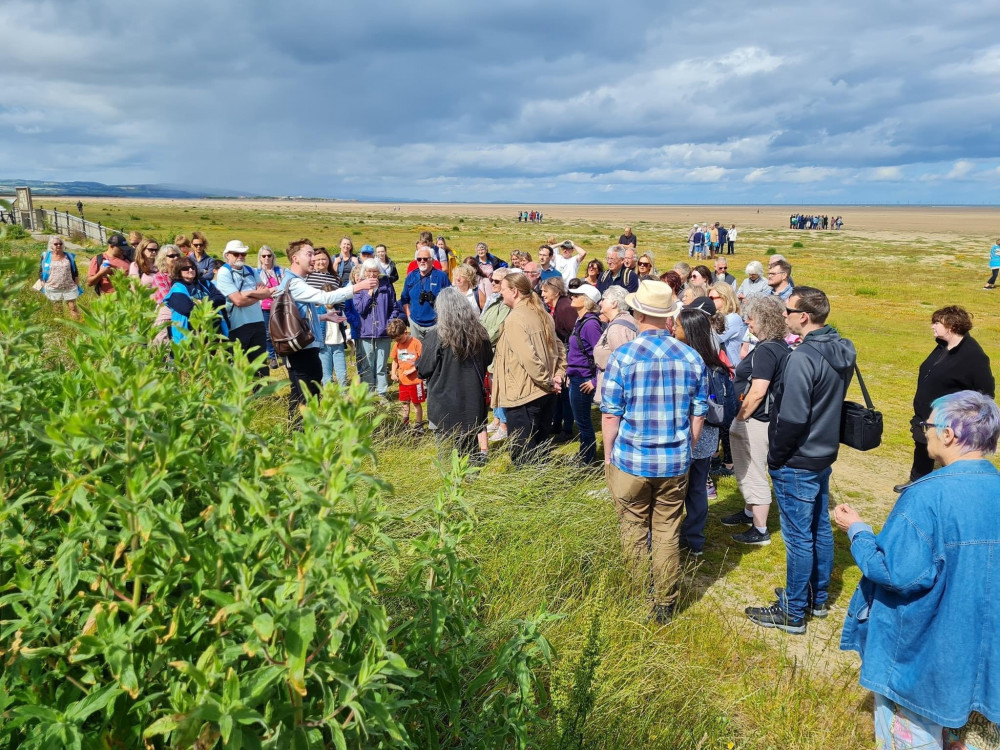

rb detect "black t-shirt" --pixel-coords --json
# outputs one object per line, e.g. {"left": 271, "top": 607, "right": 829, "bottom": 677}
{"left": 734, "top": 340, "right": 789, "bottom": 422}
{"left": 619, "top": 232, "right": 637, "bottom": 247}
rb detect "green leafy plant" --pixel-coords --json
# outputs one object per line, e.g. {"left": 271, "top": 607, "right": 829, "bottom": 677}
{"left": 0, "top": 271, "right": 554, "bottom": 749}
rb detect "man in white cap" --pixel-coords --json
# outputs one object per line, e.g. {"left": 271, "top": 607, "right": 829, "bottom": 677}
{"left": 600, "top": 280, "right": 709, "bottom": 625}
{"left": 215, "top": 239, "right": 273, "bottom": 378}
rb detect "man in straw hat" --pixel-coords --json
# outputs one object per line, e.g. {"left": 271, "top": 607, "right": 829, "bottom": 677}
{"left": 600, "top": 280, "right": 709, "bottom": 625}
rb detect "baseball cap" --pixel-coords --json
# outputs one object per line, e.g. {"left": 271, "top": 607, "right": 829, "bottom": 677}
{"left": 569, "top": 283, "right": 601, "bottom": 305}
{"left": 360, "top": 244, "right": 375, "bottom": 255}
{"left": 108, "top": 234, "right": 127, "bottom": 247}
{"left": 685, "top": 296, "right": 716, "bottom": 315}
{"left": 223, "top": 239, "right": 249, "bottom": 255}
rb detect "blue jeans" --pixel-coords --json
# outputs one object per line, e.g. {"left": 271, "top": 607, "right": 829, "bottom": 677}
{"left": 492, "top": 405, "right": 506, "bottom": 424}
{"left": 262, "top": 309, "right": 276, "bottom": 360}
{"left": 318, "top": 343, "right": 347, "bottom": 386}
{"left": 769, "top": 465, "right": 834, "bottom": 620}
{"left": 358, "top": 337, "right": 390, "bottom": 395}
{"left": 681, "top": 456, "right": 711, "bottom": 552}
{"left": 568, "top": 375, "right": 597, "bottom": 464}
{"left": 552, "top": 386, "right": 573, "bottom": 435}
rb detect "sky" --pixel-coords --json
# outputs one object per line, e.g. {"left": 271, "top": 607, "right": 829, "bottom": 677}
{"left": 2, "top": 0, "right": 1000, "bottom": 204}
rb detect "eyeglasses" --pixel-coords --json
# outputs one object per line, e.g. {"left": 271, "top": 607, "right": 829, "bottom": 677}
{"left": 717, "top": 267, "right": 727, "bottom": 270}
{"left": 166, "top": 253, "right": 180, "bottom": 258}
{"left": 918, "top": 420, "right": 942, "bottom": 434}
{"left": 637, "top": 261, "right": 651, "bottom": 268}
{"left": 491, "top": 278, "right": 501, "bottom": 283}
{"left": 708, "top": 294, "right": 721, "bottom": 300}
{"left": 192, "top": 242, "right": 205, "bottom": 248}
{"left": 52, "top": 242, "right": 63, "bottom": 246}
{"left": 785, "top": 307, "right": 805, "bottom": 315}
{"left": 259, "top": 254, "right": 272, "bottom": 258}
{"left": 181, "top": 267, "right": 197, "bottom": 272}
{"left": 416, "top": 257, "right": 431, "bottom": 262}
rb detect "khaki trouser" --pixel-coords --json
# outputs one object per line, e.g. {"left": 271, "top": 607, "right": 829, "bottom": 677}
{"left": 729, "top": 418, "right": 772, "bottom": 506}
{"left": 606, "top": 463, "right": 688, "bottom": 607}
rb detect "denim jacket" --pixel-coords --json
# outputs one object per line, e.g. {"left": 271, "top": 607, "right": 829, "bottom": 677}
{"left": 839, "top": 459, "right": 1000, "bottom": 727}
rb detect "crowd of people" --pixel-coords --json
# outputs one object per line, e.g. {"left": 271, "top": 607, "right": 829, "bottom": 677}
{"left": 789, "top": 213, "right": 843, "bottom": 230}
{"left": 32, "top": 222, "right": 999, "bottom": 749}
{"left": 517, "top": 210, "right": 544, "bottom": 223}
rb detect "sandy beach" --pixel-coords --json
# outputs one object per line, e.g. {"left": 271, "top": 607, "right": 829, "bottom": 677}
{"left": 66, "top": 198, "right": 1000, "bottom": 237}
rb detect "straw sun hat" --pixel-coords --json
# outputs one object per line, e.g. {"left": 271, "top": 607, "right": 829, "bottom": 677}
{"left": 625, "top": 280, "right": 682, "bottom": 318}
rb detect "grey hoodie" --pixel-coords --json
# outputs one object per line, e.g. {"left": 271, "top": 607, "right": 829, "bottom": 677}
{"left": 768, "top": 325, "right": 857, "bottom": 471}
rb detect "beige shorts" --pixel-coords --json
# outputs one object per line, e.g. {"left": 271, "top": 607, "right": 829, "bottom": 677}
{"left": 44, "top": 287, "right": 80, "bottom": 302}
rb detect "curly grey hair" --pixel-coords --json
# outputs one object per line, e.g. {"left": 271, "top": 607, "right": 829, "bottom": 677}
{"left": 435, "top": 287, "right": 490, "bottom": 361}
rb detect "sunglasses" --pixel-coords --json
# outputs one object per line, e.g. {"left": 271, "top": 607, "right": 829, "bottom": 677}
{"left": 259, "top": 254, "right": 272, "bottom": 258}
{"left": 637, "top": 261, "right": 651, "bottom": 268}
{"left": 708, "top": 294, "right": 721, "bottom": 300}
{"left": 491, "top": 278, "right": 501, "bottom": 282}
{"left": 192, "top": 242, "right": 205, "bottom": 248}
{"left": 785, "top": 307, "right": 805, "bottom": 315}
{"left": 52, "top": 242, "right": 64, "bottom": 246}
{"left": 166, "top": 253, "right": 180, "bottom": 258}
{"left": 416, "top": 257, "right": 432, "bottom": 261}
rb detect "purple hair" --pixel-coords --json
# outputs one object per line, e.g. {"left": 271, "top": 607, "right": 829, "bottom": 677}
{"left": 930, "top": 391, "right": 1000, "bottom": 455}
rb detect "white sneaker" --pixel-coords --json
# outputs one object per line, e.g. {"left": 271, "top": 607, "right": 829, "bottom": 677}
{"left": 486, "top": 421, "right": 500, "bottom": 435}
{"left": 488, "top": 427, "right": 508, "bottom": 443}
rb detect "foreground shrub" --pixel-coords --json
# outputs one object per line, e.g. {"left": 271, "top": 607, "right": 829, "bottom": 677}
{"left": 0, "top": 273, "right": 553, "bottom": 749}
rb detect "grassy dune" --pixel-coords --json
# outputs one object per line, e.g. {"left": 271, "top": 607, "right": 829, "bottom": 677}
{"left": 12, "top": 202, "right": 1000, "bottom": 748}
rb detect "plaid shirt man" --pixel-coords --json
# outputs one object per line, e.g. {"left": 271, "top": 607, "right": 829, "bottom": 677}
{"left": 600, "top": 329, "right": 708, "bottom": 477}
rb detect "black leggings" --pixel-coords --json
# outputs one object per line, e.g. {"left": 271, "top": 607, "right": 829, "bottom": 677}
{"left": 987, "top": 268, "right": 999, "bottom": 286}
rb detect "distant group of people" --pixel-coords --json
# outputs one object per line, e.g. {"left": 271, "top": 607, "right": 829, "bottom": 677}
{"left": 686, "top": 223, "right": 737, "bottom": 260}
{"left": 517, "top": 210, "right": 543, "bottom": 223}
{"left": 32, "top": 219, "right": 1000, "bottom": 748}
{"left": 789, "top": 213, "right": 843, "bottom": 230}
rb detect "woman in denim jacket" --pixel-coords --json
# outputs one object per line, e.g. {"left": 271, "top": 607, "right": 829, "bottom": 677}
{"left": 834, "top": 390, "right": 1000, "bottom": 749}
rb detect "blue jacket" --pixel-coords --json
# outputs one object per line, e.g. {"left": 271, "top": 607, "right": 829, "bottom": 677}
{"left": 400, "top": 268, "right": 450, "bottom": 326}
{"left": 840, "top": 459, "right": 1000, "bottom": 727}
{"left": 353, "top": 278, "right": 399, "bottom": 338}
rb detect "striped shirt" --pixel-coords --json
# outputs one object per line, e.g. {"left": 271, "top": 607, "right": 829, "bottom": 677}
{"left": 305, "top": 271, "right": 340, "bottom": 291}
{"left": 600, "top": 329, "right": 708, "bottom": 478}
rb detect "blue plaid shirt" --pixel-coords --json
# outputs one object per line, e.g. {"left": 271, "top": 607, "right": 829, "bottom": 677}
{"left": 600, "top": 329, "right": 708, "bottom": 478}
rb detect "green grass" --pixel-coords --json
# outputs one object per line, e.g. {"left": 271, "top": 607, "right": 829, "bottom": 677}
{"left": 12, "top": 203, "right": 1000, "bottom": 749}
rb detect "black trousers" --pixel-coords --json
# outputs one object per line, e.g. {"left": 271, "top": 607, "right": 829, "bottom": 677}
{"left": 909, "top": 440, "right": 936, "bottom": 482}
{"left": 505, "top": 394, "right": 556, "bottom": 465}
{"left": 286, "top": 348, "right": 324, "bottom": 423}
{"left": 230, "top": 322, "right": 269, "bottom": 379}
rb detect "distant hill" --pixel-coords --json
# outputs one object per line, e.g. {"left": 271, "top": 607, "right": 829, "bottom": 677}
{"left": 0, "top": 180, "right": 257, "bottom": 199}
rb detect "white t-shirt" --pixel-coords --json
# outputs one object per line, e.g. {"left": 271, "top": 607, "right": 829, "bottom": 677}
{"left": 554, "top": 253, "right": 582, "bottom": 283}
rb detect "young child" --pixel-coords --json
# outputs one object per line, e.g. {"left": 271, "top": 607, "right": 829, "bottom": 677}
{"left": 387, "top": 318, "right": 425, "bottom": 430}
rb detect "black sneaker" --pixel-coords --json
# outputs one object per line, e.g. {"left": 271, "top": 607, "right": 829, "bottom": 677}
{"left": 680, "top": 541, "right": 703, "bottom": 557}
{"left": 745, "top": 602, "right": 806, "bottom": 634}
{"left": 650, "top": 603, "right": 674, "bottom": 625}
{"left": 731, "top": 527, "right": 771, "bottom": 546}
{"left": 712, "top": 465, "right": 735, "bottom": 477}
{"left": 720, "top": 509, "right": 753, "bottom": 527}
{"left": 774, "top": 588, "right": 828, "bottom": 619}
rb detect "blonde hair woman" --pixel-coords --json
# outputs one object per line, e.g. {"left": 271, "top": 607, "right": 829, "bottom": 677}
{"left": 492, "top": 272, "right": 566, "bottom": 464}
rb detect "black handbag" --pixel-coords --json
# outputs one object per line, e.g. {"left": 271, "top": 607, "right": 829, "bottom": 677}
{"left": 840, "top": 364, "right": 883, "bottom": 451}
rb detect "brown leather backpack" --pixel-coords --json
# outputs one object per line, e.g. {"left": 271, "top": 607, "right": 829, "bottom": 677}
{"left": 268, "top": 286, "right": 314, "bottom": 356}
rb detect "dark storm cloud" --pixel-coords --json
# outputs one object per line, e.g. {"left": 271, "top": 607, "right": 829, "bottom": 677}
{"left": 1, "top": 0, "right": 999, "bottom": 201}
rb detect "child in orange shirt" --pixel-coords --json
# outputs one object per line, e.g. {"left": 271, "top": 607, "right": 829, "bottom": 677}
{"left": 388, "top": 319, "right": 426, "bottom": 430}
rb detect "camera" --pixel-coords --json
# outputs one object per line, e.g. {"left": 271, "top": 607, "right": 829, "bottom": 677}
{"left": 419, "top": 290, "right": 436, "bottom": 306}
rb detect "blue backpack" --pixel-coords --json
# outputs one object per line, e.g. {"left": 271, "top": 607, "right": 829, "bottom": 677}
{"left": 39, "top": 250, "right": 82, "bottom": 294}
{"left": 705, "top": 365, "right": 738, "bottom": 428}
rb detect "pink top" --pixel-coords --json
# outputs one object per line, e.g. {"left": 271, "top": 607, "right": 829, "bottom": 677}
{"left": 258, "top": 266, "right": 283, "bottom": 311}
